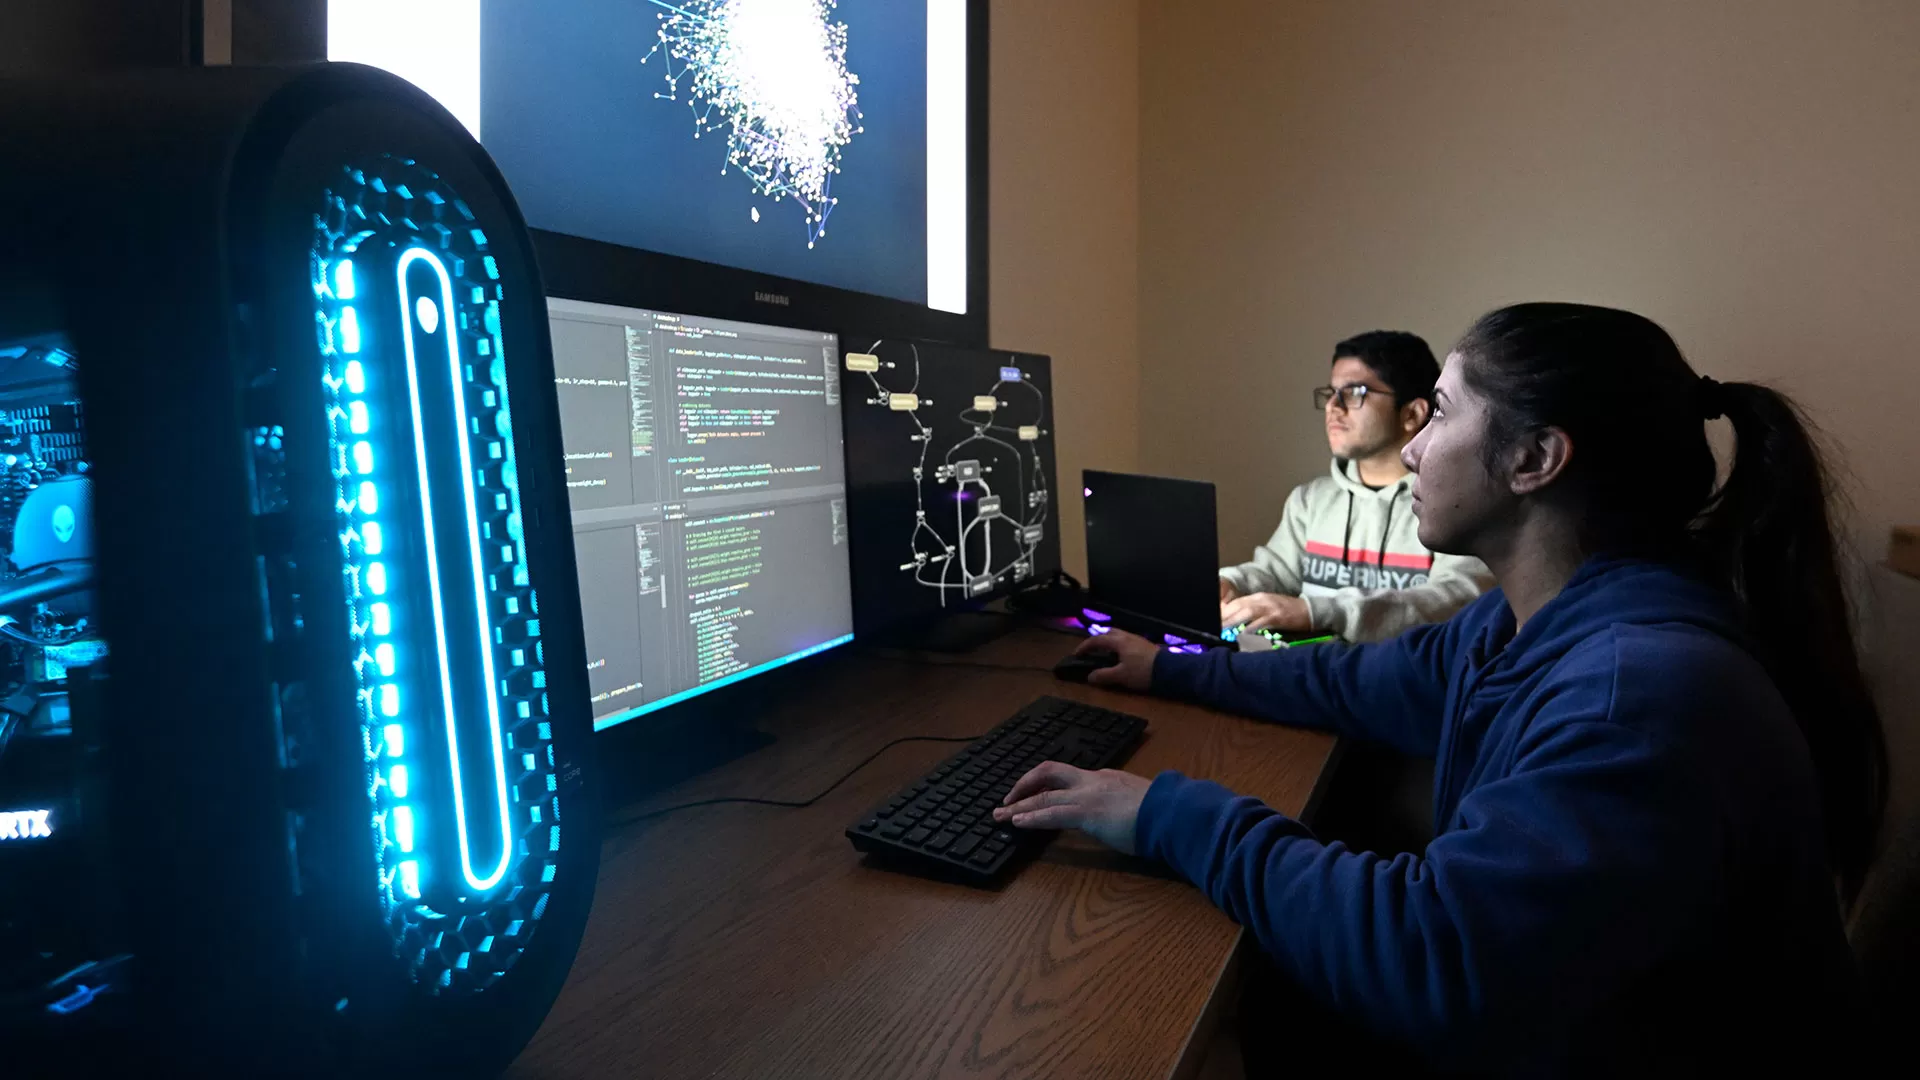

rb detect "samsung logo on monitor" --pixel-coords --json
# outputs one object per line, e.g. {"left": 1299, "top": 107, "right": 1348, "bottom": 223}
{"left": 753, "top": 291, "right": 791, "bottom": 307}
{"left": 0, "top": 809, "right": 53, "bottom": 840}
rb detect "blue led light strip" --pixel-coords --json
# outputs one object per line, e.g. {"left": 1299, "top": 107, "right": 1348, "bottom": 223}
{"left": 595, "top": 633, "right": 853, "bottom": 732}
{"left": 396, "top": 247, "right": 515, "bottom": 895}
{"left": 330, "top": 255, "right": 426, "bottom": 902}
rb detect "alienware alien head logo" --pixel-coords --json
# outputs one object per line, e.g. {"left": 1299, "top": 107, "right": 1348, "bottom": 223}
{"left": 52, "top": 504, "right": 75, "bottom": 544}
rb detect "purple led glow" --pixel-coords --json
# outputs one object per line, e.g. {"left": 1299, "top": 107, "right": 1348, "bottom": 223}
{"left": 1081, "top": 608, "right": 1112, "bottom": 623}
{"left": 1083, "top": 487, "right": 1092, "bottom": 497}
{"left": 1087, "top": 624, "right": 1112, "bottom": 636}
{"left": 1176, "top": 643, "right": 1206, "bottom": 654}
{"left": 1163, "top": 633, "right": 1189, "bottom": 646}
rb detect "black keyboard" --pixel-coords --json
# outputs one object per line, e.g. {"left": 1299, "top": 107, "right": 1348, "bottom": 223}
{"left": 846, "top": 696, "right": 1148, "bottom": 882}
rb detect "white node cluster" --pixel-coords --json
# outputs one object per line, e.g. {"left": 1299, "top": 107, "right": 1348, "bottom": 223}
{"left": 641, "top": 0, "right": 864, "bottom": 249}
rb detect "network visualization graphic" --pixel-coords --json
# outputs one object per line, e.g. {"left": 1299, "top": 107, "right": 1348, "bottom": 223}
{"left": 847, "top": 342, "right": 1052, "bottom": 605}
{"left": 640, "top": 0, "right": 864, "bottom": 249}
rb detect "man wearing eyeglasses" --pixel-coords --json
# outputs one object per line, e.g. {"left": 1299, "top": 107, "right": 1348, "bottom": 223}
{"left": 1219, "top": 331, "right": 1491, "bottom": 642}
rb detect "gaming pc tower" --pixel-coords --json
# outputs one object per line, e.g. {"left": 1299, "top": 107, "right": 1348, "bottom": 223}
{"left": 0, "top": 65, "right": 596, "bottom": 1074}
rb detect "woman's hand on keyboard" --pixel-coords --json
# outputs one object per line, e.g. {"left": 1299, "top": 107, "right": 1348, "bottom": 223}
{"left": 1076, "top": 630, "right": 1158, "bottom": 692}
{"left": 992, "top": 761, "right": 1152, "bottom": 855}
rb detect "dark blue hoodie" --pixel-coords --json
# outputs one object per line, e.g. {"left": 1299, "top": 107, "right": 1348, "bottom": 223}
{"left": 1140, "top": 557, "right": 1860, "bottom": 1073}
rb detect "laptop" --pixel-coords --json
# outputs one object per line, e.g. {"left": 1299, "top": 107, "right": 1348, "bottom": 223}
{"left": 1081, "top": 470, "right": 1226, "bottom": 649}
{"left": 1081, "top": 470, "right": 1335, "bottom": 652}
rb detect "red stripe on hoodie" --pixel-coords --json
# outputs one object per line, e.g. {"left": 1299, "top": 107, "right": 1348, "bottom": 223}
{"left": 1303, "top": 539, "right": 1434, "bottom": 571}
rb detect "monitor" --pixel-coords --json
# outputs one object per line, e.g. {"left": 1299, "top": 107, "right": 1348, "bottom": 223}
{"left": 330, "top": 0, "right": 987, "bottom": 342}
{"left": 547, "top": 298, "right": 854, "bottom": 731}
{"left": 840, "top": 338, "right": 1058, "bottom": 637}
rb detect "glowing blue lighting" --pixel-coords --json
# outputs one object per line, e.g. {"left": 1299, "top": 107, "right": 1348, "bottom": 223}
{"left": 0, "top": 808, "right": 54, "bottom": 841}
{"left": 353, "top": 441, "right": 374, "bottom": 474}
{"left": 334, "top": 258, "right": 357, "bottom": 300}
{"left": 345, "top": 360, "right": 366, "bottom": 393}
{"left": 390, "top": 766, "right": 410, "bottom": 798}
{"left": 340, "top": 306, "right": 362, "bottom": 353}
{"left": 415, "top": 295, "right": 440, "bottom": 334}
{"left": 358, "top": 481, "right": 379, "bottom": 513}
{"left": 367, "top": 562, "right": 388, "bottom": 595}
{"left": 363, "top": 521, "right": 384, "bottom": 555}
{"left": 394, "top": 805, "right": 416, "bottom": 852}
{"left": 375, "top": 643, "right": 396, "bottom": 676}
{"left": 349, "top": 401, "right": 370, "bottom": 434}
{"left": 371, "top": 602, "right": 391, "bottom": 635}
{"left": 595, "top": 633, "right": 855, "bottom": 731}
{"left": 384, "top": 724, "right": 404, "bottom": 756}
{"left": 380, "top": 685, "right": 400, "bottom": 717}
{"left": 397, "top": 246, "right": 515, "bottom": 895}
{"left": 399, "top": 859, "right": 421, "bottom": 899}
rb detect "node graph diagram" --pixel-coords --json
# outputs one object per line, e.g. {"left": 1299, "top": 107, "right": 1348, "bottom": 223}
{"left": 847, "top": 342, "right": 1051, "bottom": 605}
{"left": 640, "top": 0, "right": 864, "bottom": 249}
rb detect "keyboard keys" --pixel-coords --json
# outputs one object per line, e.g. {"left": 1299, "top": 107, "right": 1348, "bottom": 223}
{"left": 845, "top": 696, "right": 1146, "bottom": 880}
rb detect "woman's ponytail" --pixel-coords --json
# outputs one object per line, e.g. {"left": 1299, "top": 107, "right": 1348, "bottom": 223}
{"left": 1696, "top": 381, "right": 1886, "bottom": 900}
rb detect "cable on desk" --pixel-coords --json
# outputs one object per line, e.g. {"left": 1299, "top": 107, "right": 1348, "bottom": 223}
{"left": 607, "top": 732, "right": 989, "bottom": 830}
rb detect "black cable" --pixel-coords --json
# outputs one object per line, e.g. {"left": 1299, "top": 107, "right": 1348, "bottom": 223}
{"left": 607, "top": 732, "right": 988, "bottom": 830}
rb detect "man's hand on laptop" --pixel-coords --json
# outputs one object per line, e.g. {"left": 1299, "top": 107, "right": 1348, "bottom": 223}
{"left": 1222, "top": 592, "right": 1313, "bottom": 633}
{"left": 1219, "top": 577, "right": 1239, "bottom": 604}
{"left": 1078, "top": 630, "right": 1158, "bottom": 691}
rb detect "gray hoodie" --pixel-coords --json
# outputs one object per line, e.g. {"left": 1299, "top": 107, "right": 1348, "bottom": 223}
{"left": 1219, "top": 459, "right": 1493, "bottom": 642}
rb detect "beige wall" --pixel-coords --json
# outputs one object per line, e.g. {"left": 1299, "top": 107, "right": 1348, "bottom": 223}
{"left": 991, "top": 0, "right": 1140, "bottom": 578}
{"left": 1138, "top": 0, "right": 1920, "bottom": 574}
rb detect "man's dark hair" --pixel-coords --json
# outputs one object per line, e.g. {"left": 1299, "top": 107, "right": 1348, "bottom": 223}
{"left": 1332, "top": 330, "right": 1440, "bottom": 407}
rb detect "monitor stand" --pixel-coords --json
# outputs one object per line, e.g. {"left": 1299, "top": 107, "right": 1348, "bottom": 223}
{"left": 598, "top": 718, "right": 776, "bottom": 810}
{"left": 880, "top": 609, "right": 1019, "bottom": 653}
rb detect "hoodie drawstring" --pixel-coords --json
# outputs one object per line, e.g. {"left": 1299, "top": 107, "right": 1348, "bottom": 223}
{"left": 1378, "top": 490, "right": 1394, "bottom": 570}
{"left": 1340, "top": 492, "right": 1354, "bottom": 566}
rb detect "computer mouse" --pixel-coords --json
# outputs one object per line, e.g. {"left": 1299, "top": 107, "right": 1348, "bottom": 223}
{"left": 1053, "top": 648, "right": 1121, "bottom": 683}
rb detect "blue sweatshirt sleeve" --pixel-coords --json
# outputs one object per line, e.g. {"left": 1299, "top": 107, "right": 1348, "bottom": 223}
{"left": 1134, "top": 671, "right": 1720, "bottom": 1069}
{"left": 1149, "top": 613, "right": 1467, "bottom": 758}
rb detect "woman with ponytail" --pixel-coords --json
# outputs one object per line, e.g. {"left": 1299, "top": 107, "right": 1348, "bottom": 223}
{"left": 994, "top": 303, "right": 1885, "bottom": 1072}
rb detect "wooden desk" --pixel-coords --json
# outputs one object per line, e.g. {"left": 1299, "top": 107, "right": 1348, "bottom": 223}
{"left": 507, "top": 629, "right": 1337, "bottom": 1080}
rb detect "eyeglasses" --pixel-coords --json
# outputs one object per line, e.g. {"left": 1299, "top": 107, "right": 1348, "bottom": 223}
{"left": 1313, "top": 384, "right": 1395, "bottom": 412}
